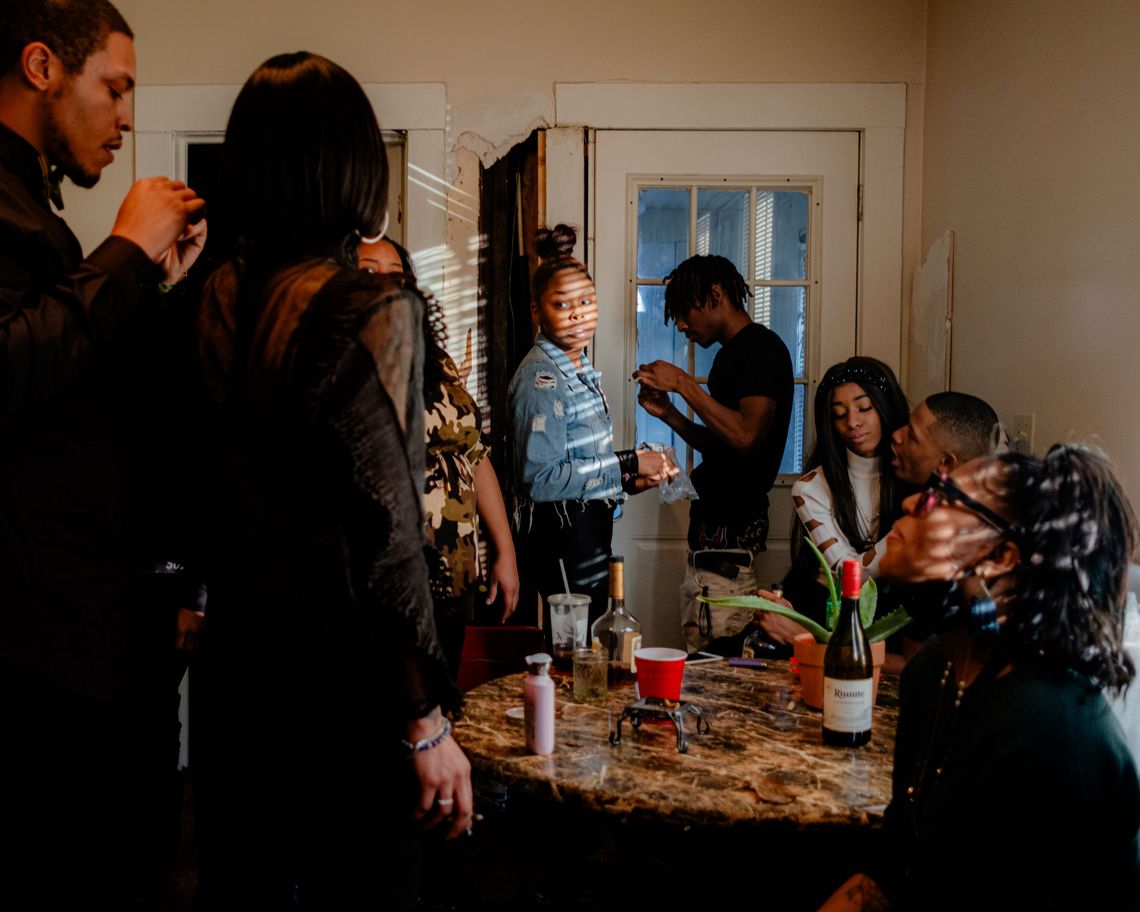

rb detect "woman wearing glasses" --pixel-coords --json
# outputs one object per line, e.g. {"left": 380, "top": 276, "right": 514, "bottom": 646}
{"left": 821, "top": 445, "right": 1140, "bottom": 910}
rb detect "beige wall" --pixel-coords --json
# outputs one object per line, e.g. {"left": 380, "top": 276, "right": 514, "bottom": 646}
{"left": 65, "top": 0, "right": 928, "bottom": 370}
{"left": 922, "top": 0, "right": 1140, "bottom": 497}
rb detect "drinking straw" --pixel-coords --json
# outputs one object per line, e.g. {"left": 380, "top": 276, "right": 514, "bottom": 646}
{"left": 559, "top": 559, "right": 571, "bottom": 595}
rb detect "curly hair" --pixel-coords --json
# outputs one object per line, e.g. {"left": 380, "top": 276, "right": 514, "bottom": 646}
{"left": 987, "top": 445, "right": 1137, "bottom": 695}
{"left": 663, "top": 255, "right": 750, "bottom": 325}
{"left": 530, "top": 224, "right": 591, "bottom": 305}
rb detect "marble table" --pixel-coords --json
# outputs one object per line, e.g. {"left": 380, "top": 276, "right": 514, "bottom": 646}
{"left": 455, "top": 659, "right": 899, "bottom": 832}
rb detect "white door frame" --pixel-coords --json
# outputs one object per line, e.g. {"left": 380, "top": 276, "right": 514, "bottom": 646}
{"left": 546, "top": 82, "right": 907, "bottom": 369}
{"left": 133, "top": 83, "right": 448, "bottom": 298}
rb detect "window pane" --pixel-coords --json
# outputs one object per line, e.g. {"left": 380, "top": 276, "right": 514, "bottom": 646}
{"left": 637, "top": 188, "right": 689, "bottom": 278}
{"left": 779, "top": 384, "right": 807, "bottom": 475}
{"left": 635, "top": 285, "right": 686, "bottom": 367}
{"left": 754, "top": 286, "right": 806, "bottom": 376}
{"left": 754, "top": 191, "right": 808, "bottom": 280}
{"left": 635, "top": 285, "right": 689, "bottom": 467}
{"left": 696, "top": 189, "right": 748, "bottom": 276}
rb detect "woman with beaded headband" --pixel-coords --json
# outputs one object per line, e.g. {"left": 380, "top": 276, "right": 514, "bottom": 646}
{"left": 819, "top": 444, "right": 1140, "bottom": 911}
{"left": 760, "top": 357, "right": 910, "bottom": 643}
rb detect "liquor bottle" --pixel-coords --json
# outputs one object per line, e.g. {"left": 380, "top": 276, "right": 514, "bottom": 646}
{"left": 523, "top": 653, "right": 555, "bottom": 755}
{"left": 590, "top": 556, "right": 642, "bottom": 685}
{"left": 822, "top": 559, "right": 874, "bottom": 747}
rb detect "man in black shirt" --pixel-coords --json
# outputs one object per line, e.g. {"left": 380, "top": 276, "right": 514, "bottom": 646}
{"left": 634, "top": 255, "right": 793, "bottom": 554}
{"left": 0, "top": 1, "right": 205, "bottom": 904}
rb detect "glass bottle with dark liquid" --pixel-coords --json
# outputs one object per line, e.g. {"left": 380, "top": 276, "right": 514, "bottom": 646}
{"left": 822, "top": 559, "right": 874, "bottom": 747}
{"left": 590, "top": 556, "right": 642, "bottom": 685}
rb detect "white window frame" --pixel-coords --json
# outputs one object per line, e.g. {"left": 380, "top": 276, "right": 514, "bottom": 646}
{"left": 629, "top": 174, "right": 819, "bottom": 475}
{"left": 546, "top": 83, "right": 906, "bottom": 371}
{"left": 133, "top": 83, "right": 448, "bottom": 297}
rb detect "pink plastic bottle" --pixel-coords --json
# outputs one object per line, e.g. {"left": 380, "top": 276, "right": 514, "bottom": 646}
{"left": 524, "top": 653, "right": 555, "bottom": 755}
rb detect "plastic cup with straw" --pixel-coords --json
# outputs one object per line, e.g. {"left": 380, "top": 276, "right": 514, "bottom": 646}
{"left": 549, "top": 559, "right": 591, "bottom": 664}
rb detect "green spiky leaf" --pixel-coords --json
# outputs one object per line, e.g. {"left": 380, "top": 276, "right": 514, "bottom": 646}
{"left": 863, "top": 607, "right": 913, "bottom": 644}
{"left": 699, "top": 594, "right": 831, "bottom": 643}
{"left": 803, "top": 536, "right": 839, "bottom": 630}
{"left": 859, "top": 577, "right": 878, "bottom": 629}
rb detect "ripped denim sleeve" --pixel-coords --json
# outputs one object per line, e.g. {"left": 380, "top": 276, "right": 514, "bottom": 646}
{"left": 509, "top": 365, "right": 622, "bottom": 503}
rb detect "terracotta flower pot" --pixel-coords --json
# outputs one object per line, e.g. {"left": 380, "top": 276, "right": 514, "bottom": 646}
{"left": 793, "top": 633, "right": 886, "bottom": 710}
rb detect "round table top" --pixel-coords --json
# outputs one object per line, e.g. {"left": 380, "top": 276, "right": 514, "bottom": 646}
{"left": 455, "top": 658, "right": 899, "bottom": 831}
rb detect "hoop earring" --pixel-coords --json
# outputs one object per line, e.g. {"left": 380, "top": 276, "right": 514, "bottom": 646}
{"left": 359, "top": 211, "right": 390, "bottom": 246}
{"left": 968, "top": 578, "right": 1000, "bottom": 639}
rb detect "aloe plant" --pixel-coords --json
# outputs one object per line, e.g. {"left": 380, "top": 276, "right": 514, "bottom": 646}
{"left": 700, "top": 537, "right": 912, "bottom": 645}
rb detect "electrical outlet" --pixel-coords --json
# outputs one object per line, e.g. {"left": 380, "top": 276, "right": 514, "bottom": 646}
{"left": 1011, "top": 413, "right": 1035, "bottom": 455}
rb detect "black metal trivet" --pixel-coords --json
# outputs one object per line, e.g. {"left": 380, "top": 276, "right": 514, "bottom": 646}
{"left": 608, "top": 697, "right": 710, "bottom": 753}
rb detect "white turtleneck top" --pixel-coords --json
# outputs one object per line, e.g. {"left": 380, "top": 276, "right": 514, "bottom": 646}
{"left": 790, "top": 450, "right": 889, "bottom": 577}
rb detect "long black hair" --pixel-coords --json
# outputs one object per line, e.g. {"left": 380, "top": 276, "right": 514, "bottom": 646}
{"left": 220, "top": 51, "right": 388, "bottom": 272}
{"left": 797, "top": 357, "right": 910, "bottom": 556}
{"left": 988, "top": 445, "right": 1137, "bottom": 695}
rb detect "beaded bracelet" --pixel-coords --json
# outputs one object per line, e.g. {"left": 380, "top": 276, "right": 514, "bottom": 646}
{"left": 400, "top": 717, "right": 452, "bottom": 756}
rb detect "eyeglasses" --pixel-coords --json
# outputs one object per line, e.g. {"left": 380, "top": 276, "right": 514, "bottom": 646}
{"left": 915, "top": 473, "right": 1023, "bottom": 541}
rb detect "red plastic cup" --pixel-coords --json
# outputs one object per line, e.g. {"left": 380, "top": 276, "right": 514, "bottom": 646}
{"left": 634, "top": 647, "right": 687, "bottom": 701}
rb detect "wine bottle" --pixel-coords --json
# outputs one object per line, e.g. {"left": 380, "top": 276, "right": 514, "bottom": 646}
{"left": 590, "top": 556, "right": 642, "bottom": 685}
{"left": 822, "top": 559, "right": 873, "bottom": 747}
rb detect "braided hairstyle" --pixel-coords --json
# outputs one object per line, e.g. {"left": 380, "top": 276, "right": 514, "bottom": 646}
{"left": 531, "top": 224, "right": 592, "bottom": 305}
{"left": 990, "top": 444, "right": 1137, "bottom": 695}
{"left": 663, "top": 255, "right": 750, "bottom": 325}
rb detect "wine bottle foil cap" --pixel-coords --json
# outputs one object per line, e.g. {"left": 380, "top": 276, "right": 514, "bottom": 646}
{"left": 841, "top": 559, "right": 862, "bottom": 599}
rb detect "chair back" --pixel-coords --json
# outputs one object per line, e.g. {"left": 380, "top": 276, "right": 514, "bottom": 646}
{"left": 456, "top": 625, "right": 544, "bottom": 693}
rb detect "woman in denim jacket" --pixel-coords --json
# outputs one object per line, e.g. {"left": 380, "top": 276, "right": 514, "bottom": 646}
{"left": 509, "top": 225, "right": 676, "bottom": 629}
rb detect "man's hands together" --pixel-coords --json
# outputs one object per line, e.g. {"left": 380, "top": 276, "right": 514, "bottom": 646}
{"left": 111, "top": 177, "right": 208, "bottom": 283}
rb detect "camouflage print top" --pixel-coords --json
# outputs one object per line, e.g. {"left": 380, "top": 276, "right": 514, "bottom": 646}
{"left": 424, "top": 353, "right": 487, "bottom": 599}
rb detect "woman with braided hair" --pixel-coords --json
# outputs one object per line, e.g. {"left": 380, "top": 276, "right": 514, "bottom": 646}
{"left": 820, "top": 444, "right": 1140, "bottom": 911}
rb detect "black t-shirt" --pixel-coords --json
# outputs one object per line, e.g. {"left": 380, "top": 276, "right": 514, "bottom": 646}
{"left": 688, "top": 321, "right": 793, "bottom": 550}
{"left": 875, "top": 638, "right": 1140, "bottom": 910}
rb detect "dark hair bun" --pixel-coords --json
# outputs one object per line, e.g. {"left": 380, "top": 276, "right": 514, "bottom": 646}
{"left": 534, "top": 224, "right": 578, "bottom": 261}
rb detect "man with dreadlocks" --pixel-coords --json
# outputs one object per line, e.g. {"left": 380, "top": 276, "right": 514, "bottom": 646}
{"left": 634, "top": 254, "right": 793, "bottom": 557}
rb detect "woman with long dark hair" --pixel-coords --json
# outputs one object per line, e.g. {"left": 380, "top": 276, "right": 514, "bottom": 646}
{"left": 771, "top": 357, "right": 910, "bottom": 632}
{"left": 820, "top": 444, "right": 1140, "bottom": 910}
{"left": 190, "top": 53, "right": 469, "bottom": 908}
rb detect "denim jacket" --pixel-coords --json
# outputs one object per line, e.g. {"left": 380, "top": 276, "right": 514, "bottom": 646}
{"left": 508, "top": 335, "right": 623, "bottom": 504}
